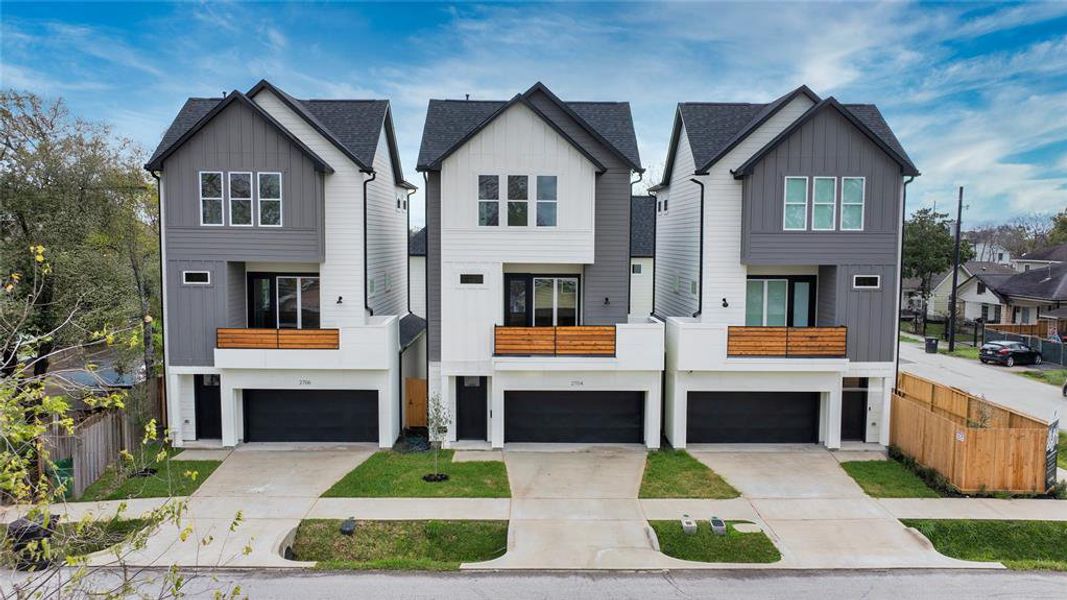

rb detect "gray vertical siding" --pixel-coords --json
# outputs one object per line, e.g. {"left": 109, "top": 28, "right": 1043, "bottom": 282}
{"left": 426, "top": 172, "right": 442, "bottom": 361}
{"left": 833, "top": 264, "right": 898, "bottom": 362}
{"left": 162, "top": 99, "right": 326, "bottom": 367}
{"left": 526, "top": 90, "right": 633, "bottom": 324}
{"left": 816, "top": 265, "right": 837, "bottom": 326}
{"left": 740, "top": 107, "right": 901, "bottom": 265}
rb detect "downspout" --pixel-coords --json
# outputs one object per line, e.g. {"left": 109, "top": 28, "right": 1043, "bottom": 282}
{"left": 363, "top": 170, "right": 377, "bottom": 317}
{"left": 400, "top": 185, "right": 417, "bottom": 437}
{"left": 628, "top": 170, "right": 643, "bottom": 316}
{"left": 406, "top": 186, "right": 417, "bottom": 313}
{"left": 423, "top": 171, "right": 431, "bottom": 388}
{"left": 151, "top": 171, "right": 167, "bottom": 426}
{"left": 894, "top": 175, "right": 916, "bottom": 391}
{"left": 689, "top": 178, "right": 705, "bottom": 318}
{"left": 648, "top": 187, "right": 658, "bottom": 319}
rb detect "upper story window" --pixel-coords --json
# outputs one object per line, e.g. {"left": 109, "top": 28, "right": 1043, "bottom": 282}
{"left": 257, "top": 172, "right": 282, "bottom": 227}
{"left": 507, "top": 175, "right": 528, "bottom": 226}
{"left": 783, "top": 177, "right": 808, "bottom": 230}
{"left": 199, "top": 172, "right": 224, "bottom": 226}
{"left": 229, "top": 172, "right": 253, "bottom": 226}
{"left": 812, "top": 177, "right": 836, "bottom": 231}
{"left": 478, "top": 175, "right": 499, "bottom": 226}
{"left": 977, "top": 281, "right": 987, "bottom": 295}
{"left": 841, "top": 177, "right": 865, "bottom": 231}
{"left": 536, "top": 175, "right": 557, "bottom": 226}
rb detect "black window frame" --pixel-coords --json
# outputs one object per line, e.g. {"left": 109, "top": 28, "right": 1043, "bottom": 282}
{"left": 503, "top": 272, "right": 583, "bottom": 327}
{"left": 246, "top": 271, "right": 319, "bottom": 329}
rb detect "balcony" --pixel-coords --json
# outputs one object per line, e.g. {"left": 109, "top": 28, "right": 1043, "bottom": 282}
{"left": 216, "top": 328, "right": 340, "bottom": 350}
{"left": 727, "top": 326, "right": 847, "bottom": 358}
{"left": 494, "top": 326, "right": 616, "bottom": 357}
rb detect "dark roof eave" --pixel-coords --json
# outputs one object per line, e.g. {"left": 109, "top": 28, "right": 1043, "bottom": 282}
{"left": 144, "top": 90, "right": 334, "bottom": 173}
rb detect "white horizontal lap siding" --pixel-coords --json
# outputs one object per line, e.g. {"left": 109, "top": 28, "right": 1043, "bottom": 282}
{"left": 439, "top": 103, "right": 598, "bottom": 365}
{"left": 253, "top": 90, "right": 365, "bottom": 327}
{"left": 703, "top": 96, "right": 816, "bottom": 325}
{"left": 366, "top": 126, "right": 407, "bottom": 317}
{"left": 630, "top": 258, "right": 654, "bottom": 316}
{"left": 409, "top": 256, "right": 426, "bottom": 317}
{"left": 655, "top": 125, "right": 700, "bottom": 318}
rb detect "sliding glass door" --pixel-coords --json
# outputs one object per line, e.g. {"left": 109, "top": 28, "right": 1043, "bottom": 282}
{"left": 505, "top": 274, "right": 580, "bottom": 327}
{"left": 247, "top": 273, "right": 320, "bottom": 329}
{"left": 745, "top": 276, "right": 816, "bottom": 327}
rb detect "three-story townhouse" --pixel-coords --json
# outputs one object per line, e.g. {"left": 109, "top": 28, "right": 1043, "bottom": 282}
{"left": 417, "top": 83, "right": 665, "bottom": 448}
{"left": 653, "top": 86, "right": 919, "bottom": 448}
{"left": 146, "top": 80, "right": 424, "bottom": 448}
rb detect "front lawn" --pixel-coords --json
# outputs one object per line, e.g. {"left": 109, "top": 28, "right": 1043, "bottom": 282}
{"left": 1060, "top": 432, "right": 1066, "bottom": 471}
{"left": 322, "top": 450, "right": 510, "bottom": 498}
{"left": 640, "top": 450, "right": 739, "bottom": 499}
{"left": 1019, "top": 369, "right": 1067, "bottom": 389}
{"left": 79, "top": 447, "right": 221, "bottom": 501}
{"left": 650, "top": 520, "right": 780, "bottom": 564}
{"left": 942, "top": 346, "right": 979, "bottom": 360}
{"left": 840, "top": 460, "right": 942, "bottom": 498}
{"left": 291, "top": 519, "right": 508, "bottom": 570}
{"left": 903, "top": 519, "right": 1067, "bottom": 571}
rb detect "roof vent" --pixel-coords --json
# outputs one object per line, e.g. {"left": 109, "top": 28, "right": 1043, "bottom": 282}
{"left": 465, "top": 93, "right": 470, "bottom": 101}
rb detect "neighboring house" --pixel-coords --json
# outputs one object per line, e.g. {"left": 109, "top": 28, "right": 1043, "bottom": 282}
{"left": 1014, "top": 243, "right": 1067, "bottom": 272}
{"left": 417, "top": 82, "right": 664, "bottom": 448}
{"left": 653, "top": 85, "right": 918, "bottom": 449}
{"left": 928, "top": 261, "right": 1017, "bottom": 317}
{"left": 965, "top": 233, "right": 1013, "bottom": 265}
{"left": 978, "top": 262, "right": 1067, "bottom": 326}
{"left": 954, "top": 272, "right": 1014, "bottom": 323}
{"left": 409, "top": 227, "right": 427, "bottom": 318}
{"left": 900, "top": 276, "right": 923, "bottom": 314}
{"left": 630, "top": 195, "right": 655, "bottom": 317}
{"left": 146, "top": 80, "right": 424, "bottom": 448}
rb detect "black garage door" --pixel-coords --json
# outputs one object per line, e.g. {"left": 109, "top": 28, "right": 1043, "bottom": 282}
{"left": 243, "top": 389, "right": 378, "bottom": 442}
{"left": 505, "top": 391, "right": 643, "bottom": 443}
{"left": 687, "top": 391, "right": 819, "bottom": 443}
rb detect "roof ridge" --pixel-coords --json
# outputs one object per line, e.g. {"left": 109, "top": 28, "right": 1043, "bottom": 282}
{"left": 300, "top": 98, "right": 388, "bottom": 103}
{"left": 680, "top": 101, "right": 766, "bottom": 106}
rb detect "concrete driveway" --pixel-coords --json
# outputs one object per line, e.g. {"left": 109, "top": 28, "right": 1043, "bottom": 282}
{"left": 899, "top": 341, "right": 1065, "bottom": 429}
{"left": 108, "top": 444, "right": 375, "bottom": 568}
{"left": 690, "top": 448, "right": 995, "bottom": 569}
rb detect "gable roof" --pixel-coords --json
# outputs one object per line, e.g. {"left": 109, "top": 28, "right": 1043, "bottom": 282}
{"left": 732, "top": 97, "right": 919, "bottom": 177}
{"left": 399, "top": 313, "right": 427, "bottom": 350}
{"left": 630, "top": 195, "right": 655, "bottom": 257}
{"left": 993, "top": 262, "right": 1067, "bottom": 302}
{"left": 932, "top": 261, "right": 1017, "bottom": 291}
{"left": 145, "top": 90, "right": 333, "bottom": 173}
{"left": 417, "top": 82, "right": 641, "bottom": 172}
{"left": 1019, "top": 243, "right": 1067, "bottom": 263}
{"left": 960, "top": 272, "right": 1015, "bottom": 303}
{"left": 409, "top": 227, "right": 426, "bottom": 256}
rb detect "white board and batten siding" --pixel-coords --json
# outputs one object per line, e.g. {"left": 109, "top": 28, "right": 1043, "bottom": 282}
{"left": 439, "top": 102, "right": 599, "bottom": 366}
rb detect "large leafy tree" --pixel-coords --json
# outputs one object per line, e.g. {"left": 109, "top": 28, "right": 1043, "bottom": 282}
{"left": 903, "top": 208, "right": 975, "bottom": 326}
{"left": 1047, "top": 212, "right": 1067, "bottom": 247}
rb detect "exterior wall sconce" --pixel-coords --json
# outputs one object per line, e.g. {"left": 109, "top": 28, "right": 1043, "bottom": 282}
{"left": 604, "top": 297, "right": 610, "bottom": 305}
{"left": 337, "top": 296, "right": 344, "bottom": 304}
{"left": 721, "top": 298, "right": 729, "bottom": 308}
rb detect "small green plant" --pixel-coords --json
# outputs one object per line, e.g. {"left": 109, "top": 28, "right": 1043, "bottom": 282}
{"left": 425, "top": 392, "right": 451, "bottom": 481}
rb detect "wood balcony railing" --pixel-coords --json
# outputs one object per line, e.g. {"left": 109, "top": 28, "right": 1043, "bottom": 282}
{"left": 727, "top": 326, "right": 847, "bottom": 358}
{"left": 216, "top": 328, "right": 340, "bottom": 350}
{"left": 494, "top": 325, "right": 616, "bottom": 357}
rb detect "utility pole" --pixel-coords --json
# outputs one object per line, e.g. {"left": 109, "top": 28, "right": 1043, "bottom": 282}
{"left": 947, "top": 186, "right": 964, "bottom": 352}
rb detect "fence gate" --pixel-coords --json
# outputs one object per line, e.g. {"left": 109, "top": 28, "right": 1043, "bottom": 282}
{"left": 404, "top": 378, "right": 428, "bottom": 428}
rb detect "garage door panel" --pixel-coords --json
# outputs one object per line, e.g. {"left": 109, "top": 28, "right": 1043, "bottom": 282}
{"left": 687, "top": 391, "right": 818, "bottom": 443}
{"left": 505, "top": 391, "right": 643, "bottom": 443}
{"left": 244, "top": 389, "right": 378, "bottom": 442}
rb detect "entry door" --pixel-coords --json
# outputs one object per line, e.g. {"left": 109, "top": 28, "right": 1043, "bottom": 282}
{"left": 194, "top": 374, "right": 222, "bottom": 439}
{"left": 456, "top": 376, "right": 488, "bottom": 440}
{"left": 841, "top": 378, "right": 869, "bottom": 442}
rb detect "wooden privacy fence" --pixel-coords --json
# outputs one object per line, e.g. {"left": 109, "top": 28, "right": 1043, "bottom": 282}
{"left": 69, "top": 411, "right": 124, "bottom": 498}
{"left": 892, "top": 372, "right": 1058, "bottom": 494}
{"left": 987, "top": 323, "right": 1044, "bottom": 337}
{"left": 405, "top": 378, "right": 428, "bottom": 428}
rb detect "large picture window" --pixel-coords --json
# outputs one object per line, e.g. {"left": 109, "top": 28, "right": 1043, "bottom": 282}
{"left": 247, "top": 273, "right": 319, "bottom": 329}
{"left": 841, "top": 177, "right": 865, "bottom": 230}
{"left": 504, "top": 274, "right": 579, "bottom": 327}
{"left": 783, "top": 177, "right": 808, "bottom": 230}
{"left": 199, "top": 171, "right": 224, "bottom": 226}
{"left": 536, "top": 175, "right": 557, "bottom": 226}
{"left": 257, "top": 172, "right": 282, "bottom": 227}
{"left": 478, "top": 175, "right": 499, "bottom": 226}
{"left": 229, "top": 172, "right": 253, "bottom": 226}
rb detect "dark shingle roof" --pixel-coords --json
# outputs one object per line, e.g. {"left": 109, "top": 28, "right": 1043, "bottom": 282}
{"left": 630, "top": 196, "right": 655, "bottom": 257}
{"left": 963, "top": 261, "right": 1016, "bottom": 276}
{"left": 417, "top": 84, "right": 640, "bottom": 171}
{"left": 994, "top": 263, "right": 1067, "bottom": 301}
{"left": 399, "top": 313, "right": 427, "bottom": 349}
{"left": 409, "top": 227, "right": 426, "bottom": 256}
{"left": 1020, "top": 243, "right": 1067, "bottom": 263}
{"left": 147, "top": 81, "right": 399, "bottom": 177}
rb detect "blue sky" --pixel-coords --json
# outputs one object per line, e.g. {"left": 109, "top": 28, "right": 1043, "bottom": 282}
{"left": 3, "top": 1, "right": 1066, "bottom": 228}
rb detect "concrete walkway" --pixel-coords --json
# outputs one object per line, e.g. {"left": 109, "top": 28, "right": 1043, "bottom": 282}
{"left": 899, "top": 340, "right": 1065, "bottom": 429}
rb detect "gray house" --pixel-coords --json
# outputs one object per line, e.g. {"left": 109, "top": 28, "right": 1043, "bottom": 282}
{"left": 146, "top": 80, "right": 422, "bottom": 448}
{"left": 654, "top": 85, "right": 918, "bottom": 449}
{"left": 416, "top": 82, "right": 665, "bottom": 448}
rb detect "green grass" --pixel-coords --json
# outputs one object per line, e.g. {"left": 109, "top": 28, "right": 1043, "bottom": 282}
{"left": 1019, "top": 369, "right": 1067, "bottom": 388}
{"left": 650, "top": 520, "right": 780, "bottom": 564}
{"left": 903, "top": 519, "right": 1067, "bottom": 571}
{"left": 640, "top": 450, "right": 739, "bottom": 499}
{"left": 942, "top": 346, "right": 979, "bottom": 360}
{"left": 322, "top": 450, "right": 510, "bottom": 498}
{"left": 1060, "top": 432, "right": 1067, "bottom": 471}
{"left": 79, "top": 447, "right": 221, "bottom": 501}
{"left": 840, "top": 460, "right": 942, "bottom": 498}
{"left": 291, "top": 519, "right": 508, "bottom": 570}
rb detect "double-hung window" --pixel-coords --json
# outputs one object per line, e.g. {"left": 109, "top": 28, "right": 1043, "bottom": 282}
{"left": 783, "top": 177, "right": 808, "bottom": 230}
{"left": 257, "top": 172, "right": 282, "bottom": 227}
{"left": 229, "top": 172, "right": 253, "bottom": 226}
{"left": 478, "top": 175, "right": 499, "bottom": 226}
{"left": 536, "top": 175, "right": 557, "bottom": 226}
{"left": 841, "top": 177, "right": 865, "bottom": 230}
{"left": 199, "top": 172, "right": 224, "bottom": 226}
{"left": 507, "top": 175, "right": 528, "bottom": 226}
{"left": 812, "top": 177, "right": 836, "bottom": 230}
